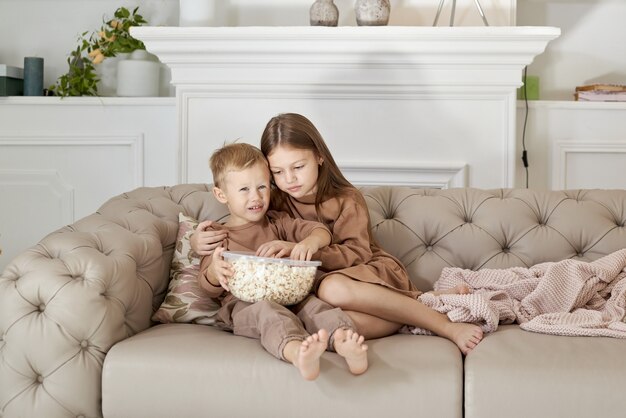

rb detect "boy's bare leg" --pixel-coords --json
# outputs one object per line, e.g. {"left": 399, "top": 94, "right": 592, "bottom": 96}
{"left": 283, "top": 329, "right": 329, "bottom": 381}
{"left": 429, "top": 284, "right": 471, "bottom": 296}
{"left": 333, "top": 328, "right": 368, "bottom": 375}
{"left": 345, "top": 310, "right": 402, "bottom": 339}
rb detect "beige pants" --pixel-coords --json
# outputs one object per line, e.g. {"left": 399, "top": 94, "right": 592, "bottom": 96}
{"left": 217, "top": 295, "right": 355, "bottom": 361}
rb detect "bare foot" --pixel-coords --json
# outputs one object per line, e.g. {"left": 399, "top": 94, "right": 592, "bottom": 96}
{"left": 431, "top": 284, "right": 472, "bottom": 296}
{"left": 443, "top": 322, "right": 483, "bottom": 355}
{"left": 293, "top": 329, "right": 329, "bottom": 381}
{"left": 333, "top": 328, "right": 369, "bottom": 375}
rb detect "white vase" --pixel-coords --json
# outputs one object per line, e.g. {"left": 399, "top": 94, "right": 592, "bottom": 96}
{"left": 179, "top": 0, "right": 227, "bottom": 26}
{"left": 95, "top": 53, "right": 129, "bottom": 96}
{"left": 116, "top": 50, "right": 161, "bottom": 97}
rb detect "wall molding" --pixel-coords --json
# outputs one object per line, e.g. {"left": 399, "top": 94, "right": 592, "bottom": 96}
{"left": 553, "top": 141, "right": 626, "bottom": 189}
{"left": 0, "top": 133, "right": 145, "bottom": 187}
{"left": 341, "top": 162, "right": 468, "bottom": 189}
{"left": 0, "top": 169, "right": 75, "bottom": 223}
{"left": 178, "top": 90, "right": 510, "bottom": 186}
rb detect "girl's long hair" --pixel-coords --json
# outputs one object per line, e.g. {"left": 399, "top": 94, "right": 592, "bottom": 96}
{"left": 260, "top": 114, "right": 374, "bottom": 246}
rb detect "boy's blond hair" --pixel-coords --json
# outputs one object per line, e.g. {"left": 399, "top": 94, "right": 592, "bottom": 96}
{"left": 210, "top": 142, "right": 268, "bottom": 187}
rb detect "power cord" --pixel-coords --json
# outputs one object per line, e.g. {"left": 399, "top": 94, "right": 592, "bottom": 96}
{"left": 521, "top": 66, "right": 530, "bottom": 188}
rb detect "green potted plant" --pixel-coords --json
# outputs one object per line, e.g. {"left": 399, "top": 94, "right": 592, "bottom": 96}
{"left": 50, "top": 6, "right": 148, "bottom": 97}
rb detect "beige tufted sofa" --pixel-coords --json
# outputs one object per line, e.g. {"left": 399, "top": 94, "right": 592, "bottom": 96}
{"left": 2, "top": 184, "right": 626, "bottom": 418}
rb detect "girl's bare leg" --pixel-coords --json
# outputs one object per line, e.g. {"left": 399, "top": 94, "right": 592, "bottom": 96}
{"left": 318, "top": 275, "right": 483, "bottom": 354}
{"left": 282, "top": 329, "right": 329, "bottom": 381}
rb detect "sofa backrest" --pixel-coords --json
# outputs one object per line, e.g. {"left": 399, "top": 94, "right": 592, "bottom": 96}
{"left": 362, "top": 187, "right": 626, "bottom": 290}
{"left": 116, "top": 184, "right": 626, "bottom": 293}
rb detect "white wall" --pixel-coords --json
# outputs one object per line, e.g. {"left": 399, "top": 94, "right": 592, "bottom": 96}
{"left": 0, "top": 0, "right": 515, "bottom": 92}
{"left": 517, "top": 0, "right": 626, "bottom": 100}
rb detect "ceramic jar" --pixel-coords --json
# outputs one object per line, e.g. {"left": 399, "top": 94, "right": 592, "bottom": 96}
{"left": 116, "top": 50, "right": 161, "bottom": 97}
{"left": 355, "top": 0, "right": 390, "bottom": 26}
{"left": 309, "top": 0, "right": 339, "bottom": 27}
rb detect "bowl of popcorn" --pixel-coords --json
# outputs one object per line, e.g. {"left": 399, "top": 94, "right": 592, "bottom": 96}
{"left": 222, "top": 251, "right": 321, "bottom": 305}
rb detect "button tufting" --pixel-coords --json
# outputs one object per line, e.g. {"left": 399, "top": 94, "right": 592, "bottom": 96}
{"left": 502, "top": 248, "right": 510, "bottom": 253}
{"left": 38, "top": 304, "right": 45, "bottom": 312}
{"left": 80, "top": 340, "right": 89, "bottom": 348}
{"left": 426, "top": 245, "right": 433, "bottom": 251}
{"left": 37, "top": 375, "right": 43, "bottom": 383}
{"left": 578, "top": 253, "right": 584, "bottom": 257}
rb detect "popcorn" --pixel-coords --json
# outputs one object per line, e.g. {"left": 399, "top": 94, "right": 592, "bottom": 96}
{"left": 223, "top": 251, "right": 320, "bottom": 305}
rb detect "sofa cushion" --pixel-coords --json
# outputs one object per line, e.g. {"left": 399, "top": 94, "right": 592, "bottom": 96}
{"left": 464, "top": 325, "right": 626, "bottom": 418}
{"left": 102, "top": 323, "right": 464, "bottom": 418}
{"left": 152, "top": 213, "right": 220, "bottom": 325}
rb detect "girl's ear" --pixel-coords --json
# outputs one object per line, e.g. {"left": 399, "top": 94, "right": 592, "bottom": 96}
{"left": 213, "top": 186, "right": 228, "bottom": 204}
{"left": 319, "top": 157, "right": 324, "bottom": 165}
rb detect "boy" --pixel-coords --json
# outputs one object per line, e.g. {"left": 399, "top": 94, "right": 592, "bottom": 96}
{"left": 197, "top": 142, "right": 368, "bottom": 380}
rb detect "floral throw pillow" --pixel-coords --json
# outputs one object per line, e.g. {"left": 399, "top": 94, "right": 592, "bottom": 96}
{"left": 152, "top": 213, "right": 220, "bottom": 325}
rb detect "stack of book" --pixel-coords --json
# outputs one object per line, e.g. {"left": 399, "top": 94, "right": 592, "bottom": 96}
{"left": 575, "top": 84, "right": 626, "bottom": 102}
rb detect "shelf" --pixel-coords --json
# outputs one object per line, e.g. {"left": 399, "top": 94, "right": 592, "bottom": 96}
{"left": 517, "top": 100, "right": 626, "bottom": 110}
{"left": 0, "top": 96, "right": 176, "bottom": 106}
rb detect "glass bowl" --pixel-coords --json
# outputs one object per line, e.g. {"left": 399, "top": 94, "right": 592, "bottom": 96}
{"left": 222, "top": 251, "right": 321, "bottom": 305}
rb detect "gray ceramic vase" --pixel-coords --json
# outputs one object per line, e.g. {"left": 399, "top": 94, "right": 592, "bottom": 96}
{"left": 355, "top": 0, "right": 390, "bottom": 26}
{"left": 310, "top": 0, "right": 339, "bottom": 27}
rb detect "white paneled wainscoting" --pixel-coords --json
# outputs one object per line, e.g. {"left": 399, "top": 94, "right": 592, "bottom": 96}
{"left": 0, "top": 97, "right": 176, "bottom": 269}
{"left": 3, "top": 100, "right": 626, "bottom": 271}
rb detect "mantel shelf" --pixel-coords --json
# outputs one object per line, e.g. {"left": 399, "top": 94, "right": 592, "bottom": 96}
{"left": 132, "top": 26, "right": 561, "bottom": 87}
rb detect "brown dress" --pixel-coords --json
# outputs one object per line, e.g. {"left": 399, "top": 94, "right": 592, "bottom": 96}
{"left": 280, "top": 189, "right": 421, "bottom": 299}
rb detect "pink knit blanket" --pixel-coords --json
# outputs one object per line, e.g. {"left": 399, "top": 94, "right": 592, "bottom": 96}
{"left": 403, "top": 249, "right": 626, "bottom": 338}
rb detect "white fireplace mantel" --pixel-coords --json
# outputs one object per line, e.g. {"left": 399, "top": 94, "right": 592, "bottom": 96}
{"left": 133, "top": 26, "right": 560, "bottom": 187}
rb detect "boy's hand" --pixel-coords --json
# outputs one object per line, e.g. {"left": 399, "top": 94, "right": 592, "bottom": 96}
{"left": 208, "top": 247, "right": 233, "bottom": 291}
{"left": 256, "top": 240, "right": 295, "bottom": 259}
{"left": 191, "top": 220, "right": 228, "bottom": 256}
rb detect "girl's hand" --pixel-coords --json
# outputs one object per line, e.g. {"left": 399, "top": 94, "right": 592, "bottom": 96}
{"left": 191, "top": 220, "right": 228, "bottom": 256}
{"left": 290, "top": 238, "right": 320, "bottom": 261}
{"left": 256, "top": 240, "right": 295, "bottom": 258}
{"left": 208, "top": 247, "right": 233, "bottom": 291}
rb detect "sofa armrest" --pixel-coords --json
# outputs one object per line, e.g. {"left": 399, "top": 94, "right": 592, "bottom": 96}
{"left": 0, "top": 190, "right": 181, "bottom": 418}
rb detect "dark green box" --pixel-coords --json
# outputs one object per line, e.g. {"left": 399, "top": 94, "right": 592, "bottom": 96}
{"left": 0, "top": 65, "right": 24, "bottom": 96}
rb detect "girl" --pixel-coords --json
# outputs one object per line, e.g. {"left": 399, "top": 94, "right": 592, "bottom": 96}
{"left": 193, "top": 113, "right": 483, "bottom": 354}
